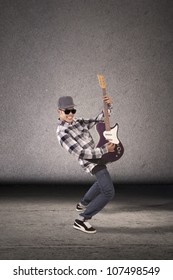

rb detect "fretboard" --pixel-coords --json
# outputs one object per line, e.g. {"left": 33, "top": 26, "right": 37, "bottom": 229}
{"left": 102, "top": 88, "right": 111, "bottom": 131}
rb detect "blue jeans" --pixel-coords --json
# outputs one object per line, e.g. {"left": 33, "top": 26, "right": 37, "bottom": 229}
{"left": 79, "top": 168, "right": 115, "bottom": 220}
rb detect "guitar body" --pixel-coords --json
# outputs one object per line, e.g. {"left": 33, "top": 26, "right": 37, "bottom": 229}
{"left": 96, "top": 122, "right": 124, "bottom": 163}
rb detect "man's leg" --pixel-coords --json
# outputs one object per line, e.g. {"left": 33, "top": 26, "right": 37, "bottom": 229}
{"left": 80, "top": 169, "right": 115, "bottom": 220}
{"left": 80, "top": 181, "right": 100, "bottom": 206}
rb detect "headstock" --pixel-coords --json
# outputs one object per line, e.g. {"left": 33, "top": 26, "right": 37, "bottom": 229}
{"left": 97, "top": 74, "right": 106, "bottom": 89}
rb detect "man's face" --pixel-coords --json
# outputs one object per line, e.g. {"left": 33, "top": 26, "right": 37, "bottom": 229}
{"left": 59, "top": 108, "right": 76, "bottom": 123}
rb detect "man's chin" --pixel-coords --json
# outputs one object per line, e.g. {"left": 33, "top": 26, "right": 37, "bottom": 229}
{"left": 66, "top": 118, "right": 73, "bottom": 123}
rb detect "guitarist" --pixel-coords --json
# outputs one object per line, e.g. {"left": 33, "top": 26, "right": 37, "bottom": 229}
{"left": 56, "top": 95, "right": 115, "bottom": 234}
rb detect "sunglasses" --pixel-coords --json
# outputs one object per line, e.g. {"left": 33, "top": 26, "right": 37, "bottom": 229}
{"left": 62, "top": 109, "right": 76, "bottom": 115}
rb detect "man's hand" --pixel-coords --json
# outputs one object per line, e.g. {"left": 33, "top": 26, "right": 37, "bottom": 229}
{"left": 103, "top": 95, "right": 112, "bottom": 106}
{"left": 105, "top": 142, "right": 115, "bottom": 153}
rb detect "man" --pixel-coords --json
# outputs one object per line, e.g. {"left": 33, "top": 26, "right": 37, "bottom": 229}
{"left": 56, "top": 95, "right": 115, "bottom": 234}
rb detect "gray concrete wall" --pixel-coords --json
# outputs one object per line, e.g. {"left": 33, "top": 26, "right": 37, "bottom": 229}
{"left": 0, "top": 0, "right": 173, "bottom": 183}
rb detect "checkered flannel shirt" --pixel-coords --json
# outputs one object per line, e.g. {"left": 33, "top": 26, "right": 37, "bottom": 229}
{"left": 56, "top": 109, "right": 111, "bottom": 174}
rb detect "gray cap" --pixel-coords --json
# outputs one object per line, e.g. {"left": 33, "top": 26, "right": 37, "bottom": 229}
{"left": 58, "top": 96, "right": 76, "bottom": 109}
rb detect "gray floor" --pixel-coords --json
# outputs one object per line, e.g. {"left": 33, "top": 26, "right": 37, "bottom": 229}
{"left": 0, "top": 184, "right": 173, "bottom": 259}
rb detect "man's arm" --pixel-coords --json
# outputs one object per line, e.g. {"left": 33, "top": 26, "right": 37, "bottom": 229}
{"left": 57, "top": 130, "right": 108, "bottom": 160}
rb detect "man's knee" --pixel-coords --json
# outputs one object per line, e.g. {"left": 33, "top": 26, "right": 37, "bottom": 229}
{"left": 104, "top": 186, "right": 115, "bottom": 201}
{"left": 110, "top": 187, "right": 115, "bottom": 200}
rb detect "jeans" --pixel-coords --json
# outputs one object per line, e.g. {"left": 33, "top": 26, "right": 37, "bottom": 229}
{"left": 80, "top": 168, "right": 115, "bottom": 220}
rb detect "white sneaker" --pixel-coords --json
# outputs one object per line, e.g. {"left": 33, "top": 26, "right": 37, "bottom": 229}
{"left": 76, "top": 203, "right": 86, "bottom": 212}
{"left": 73, "top": 219, "right": 96, "bottom": 234}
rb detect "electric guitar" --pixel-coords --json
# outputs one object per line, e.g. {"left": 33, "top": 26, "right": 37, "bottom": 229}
{"left": 96, "top": 75, "right": 124, "bottom": 163}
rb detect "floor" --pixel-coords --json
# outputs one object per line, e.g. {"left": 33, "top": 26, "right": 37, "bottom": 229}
{"left": 0, "top": 183, "right": 172, "bottom": 260}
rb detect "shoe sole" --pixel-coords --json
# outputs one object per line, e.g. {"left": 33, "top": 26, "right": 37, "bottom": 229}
{"left": 76, "top": 208, "right": 85, "bottom": 212}
{"left": 73, "top": 224, "right": 96, "bottom": 234}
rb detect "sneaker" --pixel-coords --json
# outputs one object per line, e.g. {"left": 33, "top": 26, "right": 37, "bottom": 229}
{"left": 76, "top": 202, "right": 86, "bottom": 212}
{"left": 73, "top": 219, "right": 96, "bottom": 234}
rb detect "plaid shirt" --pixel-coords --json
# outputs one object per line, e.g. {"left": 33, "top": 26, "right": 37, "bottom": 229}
{"left": 56, "top": 111, "right": 110, "bottom": 174}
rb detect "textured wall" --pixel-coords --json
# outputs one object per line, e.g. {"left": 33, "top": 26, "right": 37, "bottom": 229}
{"left": 0, "top": 0, "right": 173, "bottom": 183}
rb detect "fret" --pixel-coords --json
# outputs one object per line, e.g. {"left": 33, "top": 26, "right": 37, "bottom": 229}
{"left": 102, "top": 88, "right": 110, "bottom": 131}
{"left": 97, "top": 75, "right": 111, "bottom": 131}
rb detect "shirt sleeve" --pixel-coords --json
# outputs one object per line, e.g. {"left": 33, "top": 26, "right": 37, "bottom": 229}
{"left": 56, "top": 130, "right": 108, "bottom": 160}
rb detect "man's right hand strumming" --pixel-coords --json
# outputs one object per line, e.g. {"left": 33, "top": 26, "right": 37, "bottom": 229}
{"left": 105, "top": 142, "right": 115, "bottom": 153}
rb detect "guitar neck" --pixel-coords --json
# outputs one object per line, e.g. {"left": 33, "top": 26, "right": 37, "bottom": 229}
{"left": 102, "top": 88, "right": 111, "bottom": 131}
